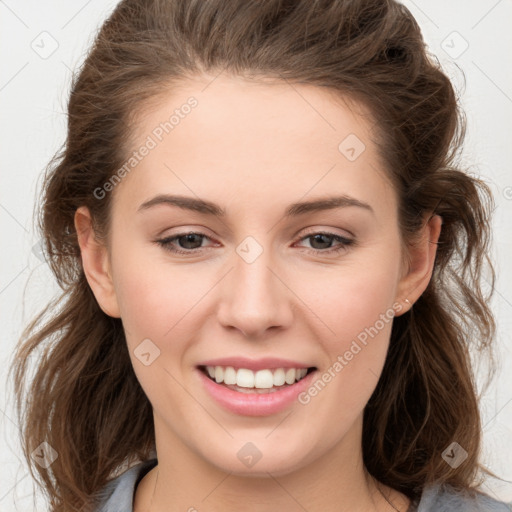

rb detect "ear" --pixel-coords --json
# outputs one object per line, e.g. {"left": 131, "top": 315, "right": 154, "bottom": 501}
{"left": 74, "top": 206, "right": 121, "bottom": 318}
{"left": 394, "top": 214, "right": 442, "bottom": 316}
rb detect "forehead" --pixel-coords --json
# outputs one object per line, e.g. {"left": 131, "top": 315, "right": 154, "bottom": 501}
{"left": 131, "top": 73, "right": 377, "bottom": 157}
{"left": 113, "top": 74, "right": 396, "bottom": 219}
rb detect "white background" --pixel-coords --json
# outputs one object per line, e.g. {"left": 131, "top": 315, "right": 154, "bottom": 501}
{"left": 1, "top": 1, "right": 511, "bottom": 510}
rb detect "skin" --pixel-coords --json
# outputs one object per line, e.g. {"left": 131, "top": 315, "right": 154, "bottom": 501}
{"left": 75, "top": 73, "right": 441, "bottom": 512}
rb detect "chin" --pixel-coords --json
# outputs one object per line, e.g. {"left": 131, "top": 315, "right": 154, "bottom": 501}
{"left": 199, "top": 439, "right": 313, "bottom": 477}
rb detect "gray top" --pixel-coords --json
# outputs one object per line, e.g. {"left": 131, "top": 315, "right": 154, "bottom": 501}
{"left": 94, "top": 458, "right": 512, "bottom": 512}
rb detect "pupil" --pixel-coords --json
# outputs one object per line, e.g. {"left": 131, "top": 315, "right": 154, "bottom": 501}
{"left": 311, "top": 234, "right": 332, "bottom": 249}
{"left": 180, "top": 233, "right": 202, "bottom": 249}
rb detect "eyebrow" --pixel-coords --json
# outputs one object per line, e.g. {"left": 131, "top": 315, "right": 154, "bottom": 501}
{"left": 137, "top": 194, "right": 374, "bottom": 217}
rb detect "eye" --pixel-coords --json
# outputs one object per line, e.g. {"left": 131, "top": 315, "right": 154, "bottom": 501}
{"left": 154, "top": 230, "right": 355, "bottom": 256}
{"left": 295, "top": 231, "right": 355, "bottom": 255}
{"left": 155, "top": 231, "right": 215, "bottom": 255}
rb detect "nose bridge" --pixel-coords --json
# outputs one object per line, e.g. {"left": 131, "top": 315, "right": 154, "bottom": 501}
{"left": 217, "top": 235, "right": 293, "bottom": 337}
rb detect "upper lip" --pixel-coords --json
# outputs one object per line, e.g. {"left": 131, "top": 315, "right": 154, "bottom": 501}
{"left": 196, "top": 357, "right": 315, "bottom": 372}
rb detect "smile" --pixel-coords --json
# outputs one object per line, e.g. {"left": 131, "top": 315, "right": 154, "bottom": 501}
{"left": 196, "top": 364, "right": 318, "bottom": 416}
{"left": 200, "top": 365, "right": 314, "bottom": 392}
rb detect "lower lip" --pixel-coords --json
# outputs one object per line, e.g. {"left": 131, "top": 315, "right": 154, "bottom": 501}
{"left": 196, "top": 368, "right": 316, "bottom": 416}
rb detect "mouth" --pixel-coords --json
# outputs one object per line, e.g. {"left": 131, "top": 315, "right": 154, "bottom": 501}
{"left": 197, "top": 365, "right": 317, "bottom": 394}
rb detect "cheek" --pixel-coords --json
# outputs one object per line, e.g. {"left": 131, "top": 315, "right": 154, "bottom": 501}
{"left": 111, "top": 248, "right": 205, "bottom": 406}
{"left": 110, "top": 244, "right": 202, "bottom": 349}
{"left": 299, "top": 254, "right": 400, "bottom": 345}
{"left": 295, "top": 249, "right": 400, "bottom": 400}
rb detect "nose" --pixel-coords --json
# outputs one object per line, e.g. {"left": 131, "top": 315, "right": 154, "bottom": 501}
{"left": 216, "top": 244, "right": 294, "bottom": 339}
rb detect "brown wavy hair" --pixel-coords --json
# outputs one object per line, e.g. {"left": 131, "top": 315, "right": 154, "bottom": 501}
{"left": 9, "top": 0, "right": 499, "bottom": 510}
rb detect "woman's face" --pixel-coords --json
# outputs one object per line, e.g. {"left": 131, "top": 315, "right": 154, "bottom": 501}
{"left": 78, "top": 74, "right": 438, "bottom": 476}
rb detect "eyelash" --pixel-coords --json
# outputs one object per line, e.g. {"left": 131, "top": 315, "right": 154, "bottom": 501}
{"left": 154, "top": 230, "right": 355, "bottom": 256}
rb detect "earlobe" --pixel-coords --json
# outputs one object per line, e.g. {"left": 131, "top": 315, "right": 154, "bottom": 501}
{"left": 74, "top": 206, "right": 121, "bottom": 318}
{"left": 395, "top": 214, "right": 442, "bottom": 316}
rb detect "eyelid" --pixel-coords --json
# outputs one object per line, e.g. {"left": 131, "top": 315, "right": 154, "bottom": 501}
{"left": 154, "top": 224, "right": 217, "bottom": 239}
{"left": 297, "top": 225, "right": 355, "bottom": 240}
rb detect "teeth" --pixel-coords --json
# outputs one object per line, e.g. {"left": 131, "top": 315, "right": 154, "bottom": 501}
{"left": 223, "top": 366, "right": 237, "bottom": 385}
{"left": 254, "top": 369, "right": 273, "bottom": 388}
{"left": 204, "top": 366, "right": 310, "bottom": 388}
{"left": 273, "top": 368, "right": 286, "bottom": 386}
{"left": 237, "top": 368, "right": 255, "bottom": 388}
{"left": 285, "top": 368, "right": 296, "bottom": 385}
